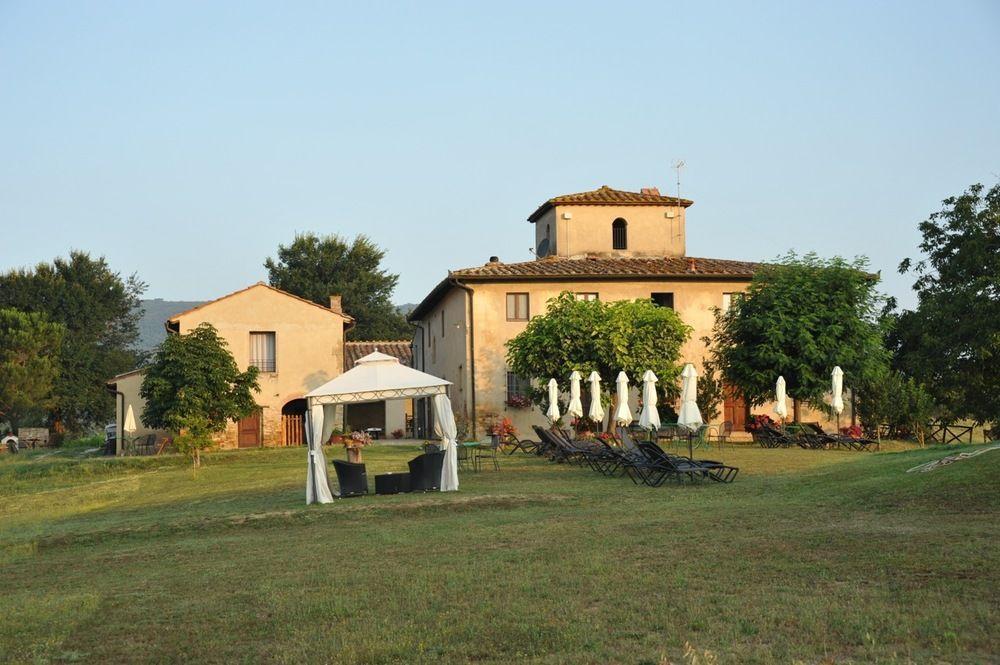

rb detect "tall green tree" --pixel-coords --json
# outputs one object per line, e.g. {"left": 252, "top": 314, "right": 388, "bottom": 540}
{"left": 0, "top": 308, "right": 65, "bottom": 429}
{"left": 264, "top": 233, "right": 411, "bottom": 341}
{"left": 141, "top": 324, "right": 259, "bottom": 468}
{"left": 894, "top": 182, "right": 1000, "bottom": 426}
{"left": 506, "top": 293, "right": 691, "bottom": 428}
{"left": 709, "top": 253, "right": 889, "bottom": 416}
{"left": 0, "top": 252, "right": 145, "bottom": 433}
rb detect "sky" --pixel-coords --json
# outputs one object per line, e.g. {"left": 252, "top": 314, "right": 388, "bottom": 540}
{"left": 1, "top": 1, "right": 998, "bottom": 309}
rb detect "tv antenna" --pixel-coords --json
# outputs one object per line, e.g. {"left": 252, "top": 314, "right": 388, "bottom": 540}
{"left": 673, "top": 159, "right": 685, "bottom": 201}
{"left": 669, "top": 159, "right": 685, "bottom": 242}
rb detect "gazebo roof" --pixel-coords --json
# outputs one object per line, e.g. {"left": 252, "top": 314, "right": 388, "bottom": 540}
{"left": 305, "top": 351, "right": 451, "bottom": 405}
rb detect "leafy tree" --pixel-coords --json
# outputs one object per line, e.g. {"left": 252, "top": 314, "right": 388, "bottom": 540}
{"left": 506, "top": 293, "right": 691, "bottom": 429}
{"left": 264, "top": 233, "right": 411, "bottom": 341}
{"left": 0, "top": 252, "right": 145, "bottom": 433}
{"left": 696, "top": 359, "right": 725, "bottom": 424}
{"left": 140, "top": 324, "right": 259, "bottom": 468}
{"left": 855, "top": 370, "right": 936, "bottom": 445}
{"left": 895, "top": 182, "right": 1000, "bottom": 426}
{"left": 0, "top": 308, "right": 64, "bottom": 428}
{"left": 709, "top": 252, "right": 889, "bottom": 418}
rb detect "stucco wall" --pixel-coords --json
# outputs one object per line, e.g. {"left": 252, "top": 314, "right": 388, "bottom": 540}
{"left": 549, "top": 204, "right": 687, "bottom": 258}
{"left": 413, "top": 287, "right": 471, "bottom": 426}
{"left": 110, "top": 371, "right": 169, "bottom": 454}
{"left": 169, "top": 285, "right": 348, "bottom": 448}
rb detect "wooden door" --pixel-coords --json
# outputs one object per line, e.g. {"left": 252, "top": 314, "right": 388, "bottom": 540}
{"left": 722, "top": 386, "right": 748, "bottom": 431}
{"left": 238, "top": 410, "right": 262, "bottom": 448}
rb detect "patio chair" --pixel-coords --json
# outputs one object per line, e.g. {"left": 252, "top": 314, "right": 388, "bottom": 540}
{"left": 408, "top": 451, "right": 445, "bottom": 491}
{"left": 711, "top": 421, "right": 734, "bottom": 448}
{"left": 331, "top": 459, "right": 369, "bottom": 498}
{"left": 474, "top": 438, "right": 502, "bottom": 472}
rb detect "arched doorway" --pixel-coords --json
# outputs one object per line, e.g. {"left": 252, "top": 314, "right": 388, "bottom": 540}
{"left": 281, "top": 398, "right": 307, "bottom": 446}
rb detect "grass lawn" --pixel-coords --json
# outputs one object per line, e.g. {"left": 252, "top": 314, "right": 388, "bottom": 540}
{"left": 1, "top": 441, "right": 997, "bottom": 664}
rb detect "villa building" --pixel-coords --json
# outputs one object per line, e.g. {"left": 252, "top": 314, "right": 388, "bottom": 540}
{"left": 108, "top": 283, "right": 412, "bottom": 453}
{"left": 408, "top": 185, "right": 770, "bottom": 437}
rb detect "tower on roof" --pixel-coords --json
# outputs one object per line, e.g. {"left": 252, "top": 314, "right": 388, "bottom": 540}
{"left": 527, "top": 185, "right": 693, "bottom": 259}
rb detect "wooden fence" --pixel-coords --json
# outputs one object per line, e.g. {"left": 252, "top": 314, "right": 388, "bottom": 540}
{"left": 281, "top": 414, "right": 305, "bottom": 446}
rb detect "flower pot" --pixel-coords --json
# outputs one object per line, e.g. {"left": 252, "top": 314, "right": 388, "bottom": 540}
{"left": 346, "top": 446, "right": 362, "bottom": 464}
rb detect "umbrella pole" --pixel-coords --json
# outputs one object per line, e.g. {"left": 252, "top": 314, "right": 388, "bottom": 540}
{"left": 688, "top": 432, "right": 693, "bottom": 460}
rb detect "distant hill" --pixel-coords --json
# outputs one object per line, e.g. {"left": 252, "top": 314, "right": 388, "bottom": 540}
{"left": 136, "top": 299, "right": 415, "bottom": 351}
{"left": 136, "top": 299, "right": 204, "bottom": 351}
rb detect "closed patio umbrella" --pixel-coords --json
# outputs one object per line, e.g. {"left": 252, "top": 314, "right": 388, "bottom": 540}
{"left": 613, "top": 372, "right": 632, "bottom": 426}
{"left": 638, "top": 370, "right": 660, "bottom": 432}
{"left": 677, "top": 363, "right": 704, "bottom": 459}
{"left": 122, "top": 404, "right": 137, "bottom": 456}
{"left": 567, "top": 371, "right": 584, "bottom": 419}
{"left": 831, "top": 366, "right": 844, "bottom": 431}
{"left": 546, "top": 378, "right": 561, "bottom": 423}
{"left": 774, "top": 376, "right": 789, "bottom": 422}
{"left": 587, "top": 371, "right": 605, "bottom": 426}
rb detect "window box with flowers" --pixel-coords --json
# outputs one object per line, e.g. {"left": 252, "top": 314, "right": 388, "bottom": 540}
{"left": 505, "top": 394, "right": 532, "bottom": 409}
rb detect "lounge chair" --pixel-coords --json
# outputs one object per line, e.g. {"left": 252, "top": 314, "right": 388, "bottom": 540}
{"left": 502, "top": 433, "right": 540, "bottom": 455}
{"left": 619, "top": 427, "right": 739, "bottom": 485}
{"left": 803, "top": 422, "right": 875, "bottom": 451}
{"left": 408, "top": 451, "right": 445, "bottom": 491}
{"left": 331, "top": 459, "right": 369, "bottom": 497}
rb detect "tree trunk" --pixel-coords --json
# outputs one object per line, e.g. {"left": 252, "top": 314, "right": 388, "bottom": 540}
{"left": 193, "top": 448, "right": 201, "bottom": 469}
{"left": 606, "top": 394, "right": 618, "bottom": 434}
{"left": 347, "top": 447, "right": 362, "bottom": 464}
{"left": 792, "top": 398, "right": 802, "bottom": 423}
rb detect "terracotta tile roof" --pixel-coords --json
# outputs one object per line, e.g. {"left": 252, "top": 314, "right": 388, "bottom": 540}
{"left": 344, "top": 341, "right": 412, "bottom": 369}
{"left": 528, "top": 185, "right": 694, "bottom": 222}
{"left": 408, "top": 256, "right": 759, "bottom": 321}
{"left": 451, "top": 256, "right": 758, "bottom": 279}
{"left": 166, "top": 282, "right": 353, "bottom": 324}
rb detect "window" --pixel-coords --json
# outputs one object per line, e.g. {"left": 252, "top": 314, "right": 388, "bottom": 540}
{"left": 575, "top": 292, "right": 599, "bottom": 301}
{"left": 440, "top": 310, "right": 445, "bottom": 337}
{"left": 506, "top": 292, "right": 529, "bottom": 321}
{"left": 431, "top": 335, "right": 437, "bottom": 364}
{"left": 612, "top": 218, "right": 628, "bottom": 250}
{"left": 249, "top": 332, "right": 276, "bottom": 372}
{"left": 722, "top": 292, "right": 743, "bottom": 312}
{"left": 651, "top": 292, "right": 674, "bottom": 309}
{"left": 506, "top": 371, "right": 530, "bottom": 403}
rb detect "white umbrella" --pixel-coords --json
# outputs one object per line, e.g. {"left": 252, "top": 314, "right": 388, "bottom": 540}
{"left": 638, "top": 370, "right": 661, "bottom": 431}
{"left": 774, "top": 376, "right": 789, "bottom": 421}
{"left": 613, "top": 371, "right": 632, "bottom": 426}
{"left": 122, "top": 404, "right": 137, "bottom": 456}
{"left": 546, "top": 378, "right": 561, "bottom": 423}
{"left": 123, "top": 404, "right": 137, "bottom": 435}
{"left": 566, "top": 371, "right": 584, "bottom": 419}
{"left": 831, "top": 366, "right": 844, "bottom": 430}
{"left": 677, "top": 364, "right": 704, "bottom": 459}
{"left": 587, "top": 371, "right": 605, "bottom": 425}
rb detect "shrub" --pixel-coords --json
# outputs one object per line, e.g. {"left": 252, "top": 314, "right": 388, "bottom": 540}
{"left": 390, "top": 428, "right": 404, "bottom": 439}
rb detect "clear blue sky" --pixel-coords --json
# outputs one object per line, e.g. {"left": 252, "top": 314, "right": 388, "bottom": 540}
{"left": 2, "top": 1, "right": 998, "bottom": 308}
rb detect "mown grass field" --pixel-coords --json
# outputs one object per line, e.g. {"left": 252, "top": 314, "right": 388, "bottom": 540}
{"left": 1, "top": 441, "right": 997, "bottom": 664}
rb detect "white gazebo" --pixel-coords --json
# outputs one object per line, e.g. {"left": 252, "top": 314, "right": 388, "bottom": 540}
{"left": 303, "top": 351, "right": 458, "bottom": 504}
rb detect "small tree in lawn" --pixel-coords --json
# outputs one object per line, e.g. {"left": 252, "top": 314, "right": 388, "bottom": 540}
{"left": 141, "top": 324, "right": 259, "bottom": 468}
{"left": 505, "top": 293, "right": 691, "bottom": 430}
{"left": 709, "top": 252, "right": 890, "bottom": 418}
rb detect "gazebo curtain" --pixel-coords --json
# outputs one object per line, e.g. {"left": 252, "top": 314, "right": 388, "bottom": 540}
{"left": 306, "top": 403, "right": 335, "bottom": 504}
{"left": 433, "top": 394, "right": 459, "bottom": 492}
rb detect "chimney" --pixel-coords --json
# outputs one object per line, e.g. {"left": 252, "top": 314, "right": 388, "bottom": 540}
{"left": 687, "top": 258, "right": 697, "bottom": 273}
{"left": 488, "top": 256, "right": 500, "bottom": 263}
{"left": 329, "top": 295, "right": 343, "bottom": 313}
{"left": 640, "top": 187, "right": 661, "bottom": 196}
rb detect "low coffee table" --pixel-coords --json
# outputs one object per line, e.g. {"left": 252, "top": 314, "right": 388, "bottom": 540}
{"left": 374, "top": 472, "right": 411, "bottom": 495}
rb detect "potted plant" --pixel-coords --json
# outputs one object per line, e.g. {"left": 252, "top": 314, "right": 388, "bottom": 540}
{"left": 343, "top": 430, "right": 372, "bottom": 463}
{"left": 504, "top": 394, "right": 532, "bottom": 409}
{"left": 326, "top": 427, "right": 345, "bottom": 446}
{"left": 490, "top": 417, "right": 517, "bottom": 447}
